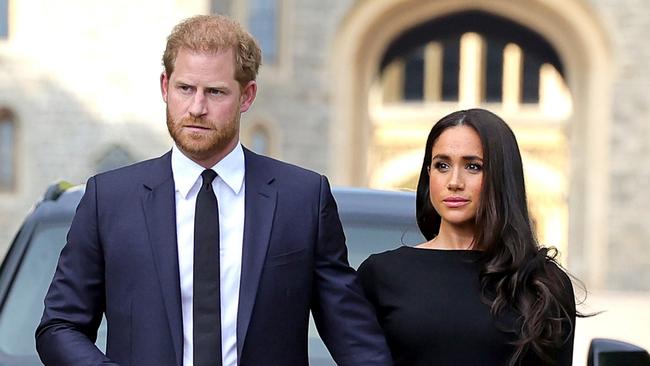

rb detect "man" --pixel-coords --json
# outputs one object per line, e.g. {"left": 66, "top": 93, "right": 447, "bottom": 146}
{"left": 36, "top": 14, "right": 392, "bottom": 366}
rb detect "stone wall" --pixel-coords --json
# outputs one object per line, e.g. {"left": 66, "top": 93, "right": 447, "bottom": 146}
{"left": 587, "top": 0, "right": 650, "bottom": 290}
{"left": 1, "top": 0, "right": 650, "bottom": 290}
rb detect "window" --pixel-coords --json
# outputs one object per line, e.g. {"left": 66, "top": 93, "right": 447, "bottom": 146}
{"left": 441, "top": 37, "right": 461, "bottom": 101}
{"left": 247, "top": 0, "right": 279, "bottom": 64}
{"left": 0, "top": 0, "right": 8, "bottom": 39}
{"left": 0, "top": 108, "right": 15, "bottom": 191}
{"left": 403, "top": 48, "right": 424, "bottom": 101}
{"left": 379, "top": 11, "right": 564, "bottom": 106}
{"left": 484, "top": 38, "right": 506, "bottom": 102}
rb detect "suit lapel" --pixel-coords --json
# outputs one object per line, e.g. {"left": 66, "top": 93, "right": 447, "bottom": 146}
{"left": 141, "top": 151, "right": 183, "bottom": 366}
{"left": 237, "top": 148, "right": 277, "bottom": 360}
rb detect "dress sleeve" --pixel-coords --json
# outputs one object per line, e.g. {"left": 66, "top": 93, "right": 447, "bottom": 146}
{"left": 358, "top": 255, "right": 379, "bottom": 307}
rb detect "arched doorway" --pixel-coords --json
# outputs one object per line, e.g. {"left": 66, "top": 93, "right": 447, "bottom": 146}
{"left": 368, "top": 10, "right": 572, "bottom": 262}
{"left": 330, "top": 0, "right": 612, "bottom": 288}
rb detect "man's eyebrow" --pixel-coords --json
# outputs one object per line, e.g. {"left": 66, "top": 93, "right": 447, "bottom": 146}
{"left": 172, "top": 79, "right": 192, "bottom": 85}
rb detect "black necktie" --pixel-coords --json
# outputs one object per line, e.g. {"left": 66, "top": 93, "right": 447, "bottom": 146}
{"left": 193, "top": 169, "right": 222, "bottom": 366}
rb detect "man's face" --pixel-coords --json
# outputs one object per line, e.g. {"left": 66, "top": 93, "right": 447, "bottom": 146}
{"left": 161, "top": 47, "right": 256, "bottom": 167}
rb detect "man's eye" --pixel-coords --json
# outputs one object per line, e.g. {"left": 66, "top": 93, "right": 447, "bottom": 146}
{"left": 208, "top": 89, "right": 223, "bottom": 96}
{"left": 178, "top": 85, "right": 192, "bottom": 92}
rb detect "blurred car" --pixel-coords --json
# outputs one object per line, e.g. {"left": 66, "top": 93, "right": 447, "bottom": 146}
{"left": 588, "top": 338, "right": 650, "bottom": 366}
{"left": 0, "top": 182, "right": 422, "bottom": 365}
{"left": 1, "top": 183, "right": 648, "bottom": 366}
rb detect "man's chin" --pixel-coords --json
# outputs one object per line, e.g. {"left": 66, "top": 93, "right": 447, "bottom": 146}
{"left": 178, "top": 144, "right": 219, "bottom": 160}
{"left": 170, "top": 126, "right": 239, "bottom": 163}
{"left": 175, "top": 139, "right": 235, "bottom": 162}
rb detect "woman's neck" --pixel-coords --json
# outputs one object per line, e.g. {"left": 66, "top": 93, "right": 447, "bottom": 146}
{"left": 419, "top": 222, "right": 477, "bottom": 250}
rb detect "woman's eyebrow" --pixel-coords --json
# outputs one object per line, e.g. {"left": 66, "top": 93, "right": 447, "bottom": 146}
{"left": 432, "top": 154, "right": 483, "bottom": 161}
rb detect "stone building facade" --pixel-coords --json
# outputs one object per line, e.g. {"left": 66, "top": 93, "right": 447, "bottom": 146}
{"left": 1, "top": 0, "right": 649, "bottom": 292}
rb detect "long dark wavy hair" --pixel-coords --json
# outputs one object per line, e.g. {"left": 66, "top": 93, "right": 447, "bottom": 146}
{"left": 416, "top": 109, "right": 576, "bottom": 365}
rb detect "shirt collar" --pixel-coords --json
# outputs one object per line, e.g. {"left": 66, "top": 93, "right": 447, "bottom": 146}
{"left": 171, "top": 143, "right": 245, "bottom": 199}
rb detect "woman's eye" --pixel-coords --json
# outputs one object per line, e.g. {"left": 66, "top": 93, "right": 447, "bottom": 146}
{"left": 466, "top": 163, "right": 483, "bottom": 172}
{"left": 433, "top": 161, "right": 450, "bottom": 171}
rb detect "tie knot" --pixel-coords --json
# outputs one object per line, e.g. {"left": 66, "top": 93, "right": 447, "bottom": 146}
{"left": 201, "top": 169, "right": 218, "bottom": 186}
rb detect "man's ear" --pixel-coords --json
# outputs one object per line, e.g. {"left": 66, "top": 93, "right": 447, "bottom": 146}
{"left": 239, "top": 80, "right": 257, "bottom": 113}
{"left": 160, "top": 72, "right": 169, "bottom": 102}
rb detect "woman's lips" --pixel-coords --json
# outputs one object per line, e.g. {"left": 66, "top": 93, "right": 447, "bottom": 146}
{"left": 443, "top": 197, "right": 470, "bottom": 208}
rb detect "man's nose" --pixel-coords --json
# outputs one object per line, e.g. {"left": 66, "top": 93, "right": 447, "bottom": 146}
{"left": 188, "top": 93, "right": 208, "bottom": 117}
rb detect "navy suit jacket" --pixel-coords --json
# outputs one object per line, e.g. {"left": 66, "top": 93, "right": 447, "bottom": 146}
{"left": 36, "top": 148, "right": 392, "bottom": 366}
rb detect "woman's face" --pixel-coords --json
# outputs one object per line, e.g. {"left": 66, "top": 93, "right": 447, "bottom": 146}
{"left": 428, "top": 125, "right": 484, "bottom": 229}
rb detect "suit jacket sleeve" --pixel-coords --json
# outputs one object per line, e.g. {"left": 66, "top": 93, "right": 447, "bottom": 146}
{"left": 310, "top": 176, "right": 393, "bottom": 366}
{"left": 35, "top": 176, "right": 119, "bottom": 365}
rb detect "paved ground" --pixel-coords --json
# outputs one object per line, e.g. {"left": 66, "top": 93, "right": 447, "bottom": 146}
{"left": 573, "top": 290, "right": 650, "bottom": 365}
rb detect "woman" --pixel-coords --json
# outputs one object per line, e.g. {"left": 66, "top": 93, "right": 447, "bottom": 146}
{"left": 359, "top": 109, "right": 576, "bottom": 365}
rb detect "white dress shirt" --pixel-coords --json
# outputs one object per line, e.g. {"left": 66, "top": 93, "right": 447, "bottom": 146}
{"left": 171, "top": 143, "right": 245, "bottom": 366}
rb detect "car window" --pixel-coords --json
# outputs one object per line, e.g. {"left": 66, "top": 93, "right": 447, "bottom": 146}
{"left": 344, "top": 221, "right": 423, "bottom": 268}
{"left": 0, "top": 222, "right": 107, "bottom": 356}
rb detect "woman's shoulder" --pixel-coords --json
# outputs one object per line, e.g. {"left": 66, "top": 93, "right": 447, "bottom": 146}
{"left": 358, "top": 246, "right": 411, "bottom": 274}
{"left": 357, "top": 247, "right": 411, "bottom": 296}
{"left": 360, "top": 246, "right": 409, "bottom": 266}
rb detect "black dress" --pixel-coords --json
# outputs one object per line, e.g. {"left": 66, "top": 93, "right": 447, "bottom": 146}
{"left": 358, "top": 246, "right": 575, "bottom": 366}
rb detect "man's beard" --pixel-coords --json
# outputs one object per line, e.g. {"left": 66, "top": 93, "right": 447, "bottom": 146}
{"left": 166, "top": 108, "right": 239, "bottom": 162}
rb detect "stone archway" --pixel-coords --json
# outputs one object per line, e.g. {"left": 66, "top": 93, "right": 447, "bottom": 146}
{"left": 330, "top": 0, "right": 612, "bottom": 288}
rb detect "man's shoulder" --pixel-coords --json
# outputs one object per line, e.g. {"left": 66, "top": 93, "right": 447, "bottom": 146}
{"left": 244, "top": 148, "right": 322, "bottom": 181}
{"left": 93, "top": 151, "right": 171, "bottom": 187}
